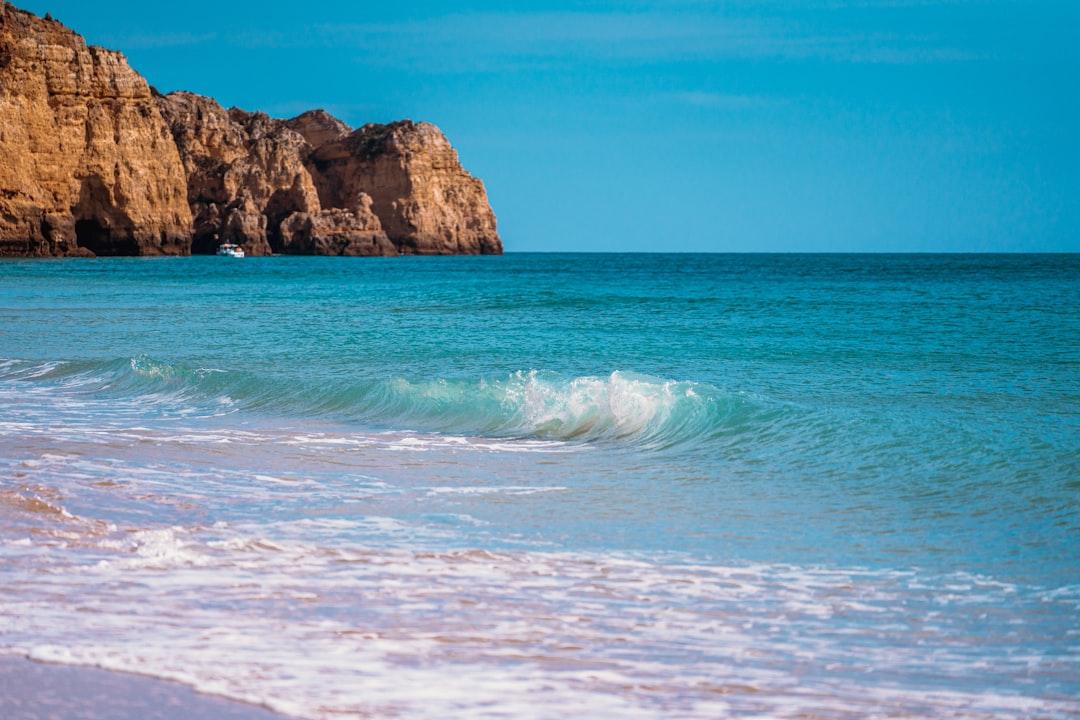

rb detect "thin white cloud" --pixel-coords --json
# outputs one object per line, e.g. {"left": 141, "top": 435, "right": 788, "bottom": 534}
{"left": 100, "top": 8, "right": 987, "bottom": 68}
{"left": 98, "top": 31, "right": 218, "bottom": 49}
{"left": 668, "top": 92, "right": 785, "bottom": 111}
{"left": 305, "top": 10, "right": 982, "bottom": 68}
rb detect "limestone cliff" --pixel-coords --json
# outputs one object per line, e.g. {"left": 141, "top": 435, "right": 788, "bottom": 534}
{"left": 279, "top": 193, "right": 396, "bottom": 257}
{"left": 309, "top": 121, "right": 502, "bottom": 255}
{"left": 156, "top": 91, "right": 327, "bottom": 256}
{"left": 0, "top": 4, "right": 501, "bottom": 257}
{"left": 153, "top": 95, "right": 502, "bottom": 256}
{"left": 284, "top": 110, "right": 351, "bottom": 150}
{"left": 0, "top": 3, "right": 191, "bottom": 256}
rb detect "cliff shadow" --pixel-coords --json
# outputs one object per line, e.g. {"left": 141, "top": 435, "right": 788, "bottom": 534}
{"left": 73, "top": 175, "right": 138, "bottom": 256}
{"left": 263, "top": 185, "right": 312, "bottom": 253}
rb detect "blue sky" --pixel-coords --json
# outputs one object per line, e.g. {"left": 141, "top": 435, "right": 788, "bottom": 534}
{"left": 19, "top": 1, "right": 1080, "bottom": 252}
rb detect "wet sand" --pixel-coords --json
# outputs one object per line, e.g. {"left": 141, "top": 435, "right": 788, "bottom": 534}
{"left": 0, "top": 656, "right": 291, "bottom": 720}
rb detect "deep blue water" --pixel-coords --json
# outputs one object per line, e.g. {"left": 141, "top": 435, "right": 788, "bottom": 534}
{"left": 1, "top": 254, "right": 1077, "bottom": 718}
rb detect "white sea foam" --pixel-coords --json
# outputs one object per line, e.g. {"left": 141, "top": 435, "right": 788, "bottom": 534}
{"left": 371, "top": 369, "right": 744, "bottom": 448}
{"left": 425, "top": 486, "right": 568, "bottom": 496}
{"left": 516, "top": 370, "right": 678, "bottom": 438}
{"left": 19, "top": 361, "right": 64, "bottom": 379}
{"left": 3, "top": 510, "right": 1077, "bottom": 720}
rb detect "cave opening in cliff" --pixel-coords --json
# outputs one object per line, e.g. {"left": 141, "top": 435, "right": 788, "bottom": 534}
{"left": 74, "top": 218, "right": 137, "bottom": 256}
{"left": 264, "top": 187, "right": 310, "bottom": 254}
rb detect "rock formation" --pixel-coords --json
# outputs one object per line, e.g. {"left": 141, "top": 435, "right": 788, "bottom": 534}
{"left": 157, "top": 95, "right": 501, "bottom": 256}
{"left": 307, "top": 121, "right": 502, "bottom": 255}
{"left": 156, "top": 91, "right": 324, "bottom": 256}
{"left": 0, "top": 3, "right": 502, "bottom": 257}
{"left": 279, "top": 194, "right": 396, "bottom": 257}
{"left": 0, "top": 3, "right": 191, "bottom": 256}
{"left": 284, "top": 109, "right": 351, "bottom": 149}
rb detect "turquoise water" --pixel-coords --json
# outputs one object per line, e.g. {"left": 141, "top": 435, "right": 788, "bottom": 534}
{"left": 1, "top": 254, "right": 1078, "bottom": 718}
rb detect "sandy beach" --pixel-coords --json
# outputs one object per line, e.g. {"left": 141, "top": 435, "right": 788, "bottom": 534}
{"left": 0, "top": 656, "right": 290, "bottom": 720}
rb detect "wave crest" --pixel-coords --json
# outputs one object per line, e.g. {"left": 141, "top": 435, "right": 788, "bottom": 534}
{"left": 367, "top": 370, "right": 754, "bottom": 448}
{"left": 3, "top": 356, "right": 770, "bottom": 449}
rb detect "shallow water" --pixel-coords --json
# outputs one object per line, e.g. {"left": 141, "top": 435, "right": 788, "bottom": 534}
{"left": 1, "top": 254, "right": 1078, "bottom": 718}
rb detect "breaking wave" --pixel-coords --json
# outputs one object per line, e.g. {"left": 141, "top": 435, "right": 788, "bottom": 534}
{"left": 1, "top": 356, "right": 785, "bottom": 449}
{"left": 358, "top": 370, "right": 780, "bottom": 448}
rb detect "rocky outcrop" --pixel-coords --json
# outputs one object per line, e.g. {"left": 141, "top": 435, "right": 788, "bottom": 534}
{"left": 156, "top": 95, "right": 502, "bottom": 256}
{"left": 0, "top": 3, "right": 191, "bottom": 256}
{"left": 279, "top": 193, "right": 395, "bottom": 257}
{"left": 219, "top": 192, "right": 270, "bottom": 255}
{"left": 284, "top": 110, "right": 351, "bottom": 149}
{"left": 155, "top": 91, "right": 323, "bottom": 256}
{"left": 0, "top": 4, "right": 501, "bottom": 257}
{"left": 309, "top": 121, "right": 502, "bottom": 255}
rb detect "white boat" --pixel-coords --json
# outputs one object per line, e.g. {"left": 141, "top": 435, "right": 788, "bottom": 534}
{"left": 216, "top": 243, "right": 245, "bottom": 258}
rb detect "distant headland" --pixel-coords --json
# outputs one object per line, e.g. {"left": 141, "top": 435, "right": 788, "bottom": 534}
{"left": 0, "top": 3, "right": 502, "bottom": 257}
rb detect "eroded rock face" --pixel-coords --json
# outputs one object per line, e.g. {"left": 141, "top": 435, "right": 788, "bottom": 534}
{"left": 0, "top": 4, "right": 502, "bottom": 257}
{"left": 159, "top": 98, "right": 502, "bottom": 256}
{"left": 310, "top": 121, "right": 502, "bottom": 255}
{"left": 284, "top": 110, "right": 351, "bottom": 150}
{"left": 220, "top": 192, "right": 270, "bottom": 256}
{"left": 279, "top": 193, "right": 395, "bottom": 257}
{"left": 0, "top": 4, "right": 191, "bottom": 256}
{"left": 156, "top": 91, "right": 321, "bottom": 256}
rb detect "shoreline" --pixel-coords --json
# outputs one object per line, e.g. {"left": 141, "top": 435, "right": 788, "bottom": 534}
{"left": 0, "top": 656, "right": 293, "bottom": 720}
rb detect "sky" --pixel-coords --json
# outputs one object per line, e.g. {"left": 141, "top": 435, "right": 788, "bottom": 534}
{"left": 17, "top": 0, "right": 1080, "bottom": 252}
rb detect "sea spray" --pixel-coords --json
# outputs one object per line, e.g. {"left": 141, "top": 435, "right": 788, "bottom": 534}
{"left": 377, "top": 370, "right": 750, "bottom": 447}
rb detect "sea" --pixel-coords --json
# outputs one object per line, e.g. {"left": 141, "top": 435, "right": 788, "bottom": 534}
{"left": 0, "top": 253, "right": 1077, "bottom": 719}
